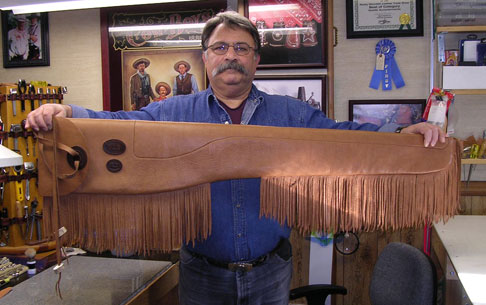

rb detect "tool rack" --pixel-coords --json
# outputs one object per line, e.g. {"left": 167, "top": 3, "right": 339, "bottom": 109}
{"left": 0, "top": 80, "right": 66, "bottom": 252}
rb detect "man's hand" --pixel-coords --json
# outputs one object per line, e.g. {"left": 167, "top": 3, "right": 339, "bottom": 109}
{"left": 25, "top": 104, "right": 72, "bottom": 131}
{"left": 400, "top": 122, "right": 447, "bottom": 147}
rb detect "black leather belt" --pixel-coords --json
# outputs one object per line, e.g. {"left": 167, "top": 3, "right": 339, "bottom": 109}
{"left": 189, "top": 250, "right": 267, "bottom": 272}
{"left": 188, "top": 238, "right": 291, "bottom": 272}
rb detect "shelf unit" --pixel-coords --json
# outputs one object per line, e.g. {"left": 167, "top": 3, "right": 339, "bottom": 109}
{"left": 436, "top": 25, "right": 486, "bottom": 95}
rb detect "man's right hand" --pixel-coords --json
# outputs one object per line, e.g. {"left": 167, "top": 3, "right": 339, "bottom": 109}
{"left": 25, "top": 104, "right": 72, "bottom": 131}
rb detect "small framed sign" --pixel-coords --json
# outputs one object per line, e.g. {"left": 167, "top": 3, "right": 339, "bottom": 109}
{"left": 346, "top": 0, "right": 423, "bottom": 39}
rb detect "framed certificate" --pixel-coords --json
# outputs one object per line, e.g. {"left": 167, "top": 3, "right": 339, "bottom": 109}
{"left": 346, "top": 0, "right": 423, "bottom": 39}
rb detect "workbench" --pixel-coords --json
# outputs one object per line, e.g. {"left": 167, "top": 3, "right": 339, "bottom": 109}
{"left": 0, "top": 256, "right": 178, "bottom": 305}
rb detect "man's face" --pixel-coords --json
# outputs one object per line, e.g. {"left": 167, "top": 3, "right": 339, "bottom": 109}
{"left": 202, "top": 24, "right": 259, "bottom": 89}
{"left": 137, "top": 62, "right": 145, "bottom": 73}
{"left": 159, "top": 86, "right": 167, "bottom": 95}
{"left": 178, "top": 64, "right": 187, "bottom": 75}
{"left": 17, "top": 20, "right": 25, "bottom": 30}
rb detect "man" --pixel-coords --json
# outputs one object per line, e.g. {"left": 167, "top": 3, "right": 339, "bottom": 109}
{"left": 8, "top": 15, "right": 29, "bottom": 61}
{"left": 27, "top": 14, "right": 42, "bottom": 60}
{"left": 26, "top": 11, "right": 445, "bottom": 305}
{"left": 130, "top": 58, "right": 155, "bottom": 110}
{"left": 153, "top": 81, "right": 171, "bottom": 101}
{"left": 173, "top": 60, "right": 199, "bottom": 95}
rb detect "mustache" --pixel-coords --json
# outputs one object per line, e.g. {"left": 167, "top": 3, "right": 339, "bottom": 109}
{"left": 212, "top": 60, "right": 249, "bottom": 77}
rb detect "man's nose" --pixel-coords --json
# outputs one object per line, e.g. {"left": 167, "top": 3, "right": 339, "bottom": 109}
{"left": 223, "top": 46, "right": 239, "bottom": 60}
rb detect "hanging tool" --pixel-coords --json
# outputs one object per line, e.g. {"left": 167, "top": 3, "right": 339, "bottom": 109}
{"left": 37, "top": 87, "right": 43, "bottom": 106}
{"left": 24, "top": 162, "right": 34, "bottom": 201}
{"left": 28, "top": 84, "right": 36, "bottom": 111}
{"left": 28, "top": 200, "right": 38, "bottom": 240}
{"left": 0, "top": 208, "right": 9, "bottom": 246}
{"left": 17, "top": 79, "right": 27, "bottom": 113}
{"left": 10, "top": 124, "right": 22, "bottom": 153}
{"left": 9, "top": 88, "right": 18, "bottom": 116}
{"left": 13, "top": 165, "right": 24, "bottom": 203}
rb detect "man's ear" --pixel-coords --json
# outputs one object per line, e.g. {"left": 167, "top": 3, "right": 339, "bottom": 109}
{"left": 202, "top": 51, "right": 207, "bottom": 64}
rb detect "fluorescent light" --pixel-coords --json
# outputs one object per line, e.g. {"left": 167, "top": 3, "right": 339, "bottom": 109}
{"left": 1, "top": 0, "right": 195, "bottom": 14}
{"left": 109, "top": 23, "right": 205, "bottom": 33}
{"left": 248, "top": 4, "right": 301, "bottom": 13}
{"left": 258, "top": 27, "right": 313, "bottom": 34}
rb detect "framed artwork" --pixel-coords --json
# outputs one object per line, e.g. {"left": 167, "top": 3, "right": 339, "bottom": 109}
{"left": 245, "top": 0, "right": 327, "bottom": 69}
{"left": 349, "top": 99, "right": 426, "bottom": 128}
{"left": 346, "top": 0, "right": 423, "bottom": 39}
{"left": 1, "top": 11, "right": 49, "bottom": 68}
{"left": 121, "top": 47, "right": 206, "bottom": 111}
{"left": 254, "top": 75, "right": 327, "bottom": 114}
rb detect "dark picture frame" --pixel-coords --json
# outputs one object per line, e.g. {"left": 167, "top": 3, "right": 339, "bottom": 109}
{"left": 346, "top": 0, "right": 423, "bottom": 39}
{"left": 254, "top": 75, "right": 327, "bottom": 114}
{"left": 245, "top": 0, "right": 327, "bottom": 69}
{"left": 122, "top": 47, "right": 206, "bottom": 111}
{"left": 349, "top": 99, "right": 426, "bottom": 128}
{"left": 1, "top": 11, "right": 49, "bottom": 68}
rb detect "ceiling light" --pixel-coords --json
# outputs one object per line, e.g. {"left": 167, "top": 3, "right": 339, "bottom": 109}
{"left": 248, "top": 4, "right": 301, "bottom": 13}
{"left": 1, "top": 0, "right": 195, "bottom": 15}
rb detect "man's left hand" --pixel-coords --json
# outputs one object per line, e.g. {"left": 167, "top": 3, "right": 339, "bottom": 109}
{"left": 400, "top": 122, "right": 447, "bottom": 147}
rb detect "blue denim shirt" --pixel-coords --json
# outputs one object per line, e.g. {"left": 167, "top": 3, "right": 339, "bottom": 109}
{"left": 71, "top": 85, "right": 392, "bottom": 262}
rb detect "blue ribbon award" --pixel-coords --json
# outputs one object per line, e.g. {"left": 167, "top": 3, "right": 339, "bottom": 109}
{"left": 369, "top": 39, "right": 405, "bottom": 90}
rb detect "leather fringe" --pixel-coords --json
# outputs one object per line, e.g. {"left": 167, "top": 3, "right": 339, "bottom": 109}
{"left": 260, "top": 141, "right": 461, "bottom": 233}
{"left": 43, "top": 184, "right": 211, "bottom": 255}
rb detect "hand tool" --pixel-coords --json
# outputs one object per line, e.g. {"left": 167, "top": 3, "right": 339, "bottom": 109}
{"left": 24, "top": 162, "right": 35, "bottom": 201}
{"left": 10, "top": 124, "right": 22, "bottom": 153}
{"left": 8, "top": 88, "right": 17, "bottom": 116}
{"left": 20, "top": 120, "right": 30, "bottom": 156}
{"left": 28, "top": 200, "right": 38, "bottom": 240}
{"left": 0, "top": 208, "right": 9, "bottom": 247}
{"left": 28, "top": 84, "right": 36, "bottom": 111}
{"left": 17, "top": 79, "right": 26, "bottom": 113}
{"left": 37, "top": 87, "right": 43, "bottom": 106}
{"left": 12, "top": 165, "right": 23, "bottom": 203}
{"left": 23, "top": 205, "right": 30, "bottom": 240}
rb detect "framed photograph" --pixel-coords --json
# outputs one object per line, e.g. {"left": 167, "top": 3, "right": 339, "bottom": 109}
{"left": 121, "top": 47, "right": 206, "bottom": 111}
{"left": 1, "top": 11, "right": 49, "bottom": 68}
{"left": 245, "top": 0, "right": 327, "bottom": 69}
{"left": 254, "top": 75, "right": 327, "bottom": 114}
{"left": 349, "top": 99, "right": 426, "bottom": 128}
{"left": 346, "top": 0, "right": 423, "bottom": 39}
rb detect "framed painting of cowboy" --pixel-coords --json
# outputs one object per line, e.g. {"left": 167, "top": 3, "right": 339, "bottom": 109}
{"left": 1, "top": 11, "right": 50, "bottom": 68}
{"left": 121, "top": 48, "right": 206, "bottom": 111}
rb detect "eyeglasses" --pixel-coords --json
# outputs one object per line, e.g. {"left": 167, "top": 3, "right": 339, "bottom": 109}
{"left": 206, "top": 42, "right": 255, "bottom": 56}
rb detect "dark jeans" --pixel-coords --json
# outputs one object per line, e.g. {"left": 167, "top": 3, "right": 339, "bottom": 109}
{"left": 179, "top": 242, "right": 292, "bottom": 305}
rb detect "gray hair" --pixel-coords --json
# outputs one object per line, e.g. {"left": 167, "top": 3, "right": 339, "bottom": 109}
{"left": 201, "top": 11, "right": 261, "bottom": 54}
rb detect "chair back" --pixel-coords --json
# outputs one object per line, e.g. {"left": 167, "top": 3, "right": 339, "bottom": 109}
{"left": 369, "top": 242, "right": 436, "bottom": 305}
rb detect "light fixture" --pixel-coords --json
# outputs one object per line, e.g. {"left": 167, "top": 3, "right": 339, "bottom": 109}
{"left": 248, "top": 4, "right": 301, "bottom": 13}
{"left": 108, "top": 23, "right": 206, "bottom": 34}
{"left": 0, "top": 0, "right": 196, "bottom": 15}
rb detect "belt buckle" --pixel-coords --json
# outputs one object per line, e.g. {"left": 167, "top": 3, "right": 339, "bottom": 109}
{"left": 228, "top": 262, "right": 253, "bottom": 272}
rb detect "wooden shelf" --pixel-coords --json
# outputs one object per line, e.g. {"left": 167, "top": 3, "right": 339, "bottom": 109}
{"left": 461, "top": 181, "right": 486, "bottom": 196}
{"left": 437, "top": 25, "right": 486, "bottom": 33}
{"left": 462, "top": 159, "right": 486, "bottom": 165}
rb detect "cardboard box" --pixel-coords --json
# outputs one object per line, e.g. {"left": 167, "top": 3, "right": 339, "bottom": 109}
{"left": 442, "top": 66, "right": 486, "bottom": 89}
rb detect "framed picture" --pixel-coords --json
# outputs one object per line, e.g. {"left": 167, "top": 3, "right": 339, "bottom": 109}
{"left": 121, "top": 47, "right": 206, "bottom": 111}
{"left": 254, "top": 75, "right": 327, "bottom": 114}
{"left": 1, "top": 11, "right": 49, "bottom": 68}
{"left": 245, "top": 0, "right": 327, "bottom": 69}
{"left": 346, "top": 0, "right": 423, "bottom": 39}
{"left": 349, "top": 99, "right": 426, "bottom": 128}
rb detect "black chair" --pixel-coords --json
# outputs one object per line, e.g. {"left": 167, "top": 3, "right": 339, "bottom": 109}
{"left": 290, "top": 283, "right": 347, "bottom": 305}
{"left": 369, "top": 242, "right": 436, "bottom": 305}
{"left": 289, "top": 242, "right": 436, "bottom": 305}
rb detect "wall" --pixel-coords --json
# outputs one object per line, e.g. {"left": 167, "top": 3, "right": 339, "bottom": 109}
{"left": 333, "top": 1, "right": 431, "bottom": 122}
{"left": 0, "top": 9, "right": 103, "bottom": 111}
